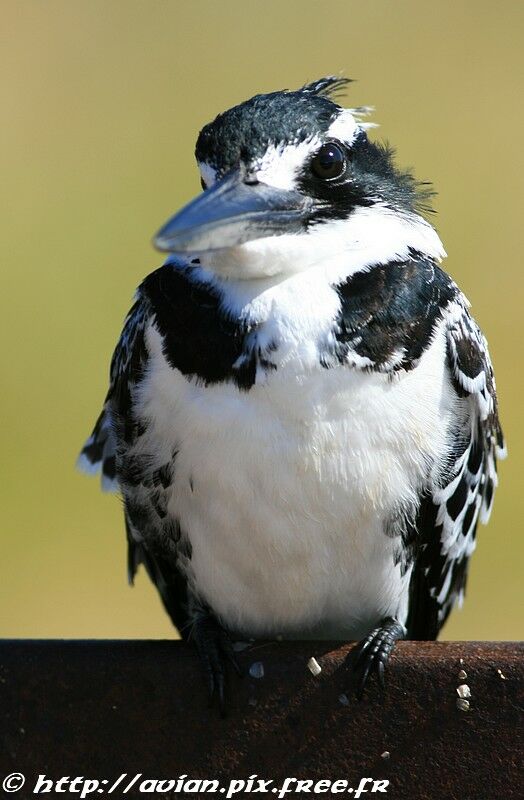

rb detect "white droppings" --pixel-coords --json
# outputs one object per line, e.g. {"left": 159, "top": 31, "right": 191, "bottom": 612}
{"left": 381, "top": 751, "right": 390, "bottom": 760}
{"left": 249, "top": 661, "right": 265, "bottom": 679}
{"left": 457, "top": 684, "right": 471, "bottom": 699}
{"left": 458, "top": 669, "right": 467, "bottom": 681}
{"left": 456, "top": 698, "right": 470, "bottom": 712}
{"left": 497, "top": 668, "right": 507, "bottom": 680}
{"left": 307, "top": 657, "right": 322, "bottom": 677}
{"left": 338, "top": 693, "right": 349, "bottom": 706}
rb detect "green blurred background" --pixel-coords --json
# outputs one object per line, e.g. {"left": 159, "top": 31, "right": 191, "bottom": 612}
{"left": 1, "top": 1, "right": 522, "bottom": 640}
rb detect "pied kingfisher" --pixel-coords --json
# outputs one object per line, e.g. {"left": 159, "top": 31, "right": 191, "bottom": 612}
{"left": 79, "top": 77, "right": 505, "bottom": 711}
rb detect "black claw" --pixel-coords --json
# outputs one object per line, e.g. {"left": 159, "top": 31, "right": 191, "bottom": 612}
{"left": 377, "top": 659, "right": 385, "bottom": 690}
{"left": 348, "top": 617, "right": 405, "bottom": 698}
{"left": 355, "top": 630, "right": 376, "bottom": 664}
{"left": 190, "top": 611, "right": 240, "bottom": 715}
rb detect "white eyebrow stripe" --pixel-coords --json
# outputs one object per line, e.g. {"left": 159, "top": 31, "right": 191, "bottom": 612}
{"left": 326, "top": 109, "right": 361, "bottom": 143}
{"left": 255, "top": 136, "right": 322, "bottom": 190}
{"left": 199, "top": 109, "right": 363, "bottom": 194}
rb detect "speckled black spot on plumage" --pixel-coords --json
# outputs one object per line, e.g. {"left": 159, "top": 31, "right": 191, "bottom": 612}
{"left": 392, "top": 546, "right": 414, "bottom": 578}
{"left": 329, "top": 251, "right": 458, "bottom": 372}
{"left": 108, "top": 301, "right": 148, "bottom": 426}
{"left": 125, "top": 499, "right": 151, "bottom": 532}
{"left": 484, "top": 478, "right": 494, "bottom": 510}
{"left": 126, "top": 516, "right": 189, "bottom": 634}
{"left": 418, "top": 550, "right": 470, "bottom": 636}
{"left": 439, "top": 422, "right": 470, "bottom": 478}
{"left": 178, "top": 535, "right": 193, "bottom": 561}
{"left": 151, "top": 489, "right": 168, "bottom": 519}
{"left": 152, "top": 462, "right": 173, "bottom": 489}
{"left": 452, "top": 336, "right": 485, "bottom": 380}
{"left": 257, "top": 348, "right": 278, "bottom": 372}
{"left": 446, "top": 476, "right": 468, "bottom": 521}
{"left": 392, "top": 540, "right": 415, "bottom": 578}
{"left": 467, "top": 436, "right": 483, "bottom": 476}
{"left": 405, "top": 497, "right": 448, "bottom": 639}
{"left": 102, "top": 454, "right": 116, "bottom": 482}
{"left": 123, "top": 472, "right": 190, "bottom": 633}
{"left": 406, "top": 292, "right": 506, "bottom": 640}
{"left": 118, "top": 451, "right": 152, "bottom": 488}
{"left": 81, "top": 427, "right": 105, "bottom": 465}
{"left": 162, "top": 517, "right": 182, "bottom": 546}
{"left": 136, "top": 418, "right": 148, "bottom": 438}
{"left": 119, "top": 449, "right": 181, "bottom": 569}
{"left": 445, "top": 302, "right": 504, "bottom": 523}
{"left": 387, "top": 504, "right": 419, "bottom": 577}
{"left": 195, "top": 78, "right": 350, "bottom": 175}
{"left": 78, "top": 407, "right": 115, "bottom": 482}
{"left": 80, "top": 304, "right": 149, "bottom": 490}
{"left": 462, "top": 502, "right": 476, "bottom": 537}
{"left": 446, "top": 310, "right": 500, "bottom": 427}
{"left": 83, "top": 295, "right": 195, "bottom": 636}
{"left": 141, "top": 265, "right": 272, "bottom": 391}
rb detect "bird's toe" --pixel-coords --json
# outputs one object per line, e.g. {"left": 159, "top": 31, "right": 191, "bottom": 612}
{"left": 349, "top": 617, "right": 406, "bottom": 699}
{"left": 191, "top": 612, "right": 241, "bottom": 716}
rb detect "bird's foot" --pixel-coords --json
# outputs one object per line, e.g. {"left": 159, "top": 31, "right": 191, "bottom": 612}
{"left": 189, "top": 611, "right": 243, "bottom": 716}
{"left": 350, "top": 617, "right": 406, "bottom": 699}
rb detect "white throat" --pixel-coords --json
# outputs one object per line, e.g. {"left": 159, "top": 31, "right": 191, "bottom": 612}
{"left": 197, "top": 204, "right": 446, "bottom": 283}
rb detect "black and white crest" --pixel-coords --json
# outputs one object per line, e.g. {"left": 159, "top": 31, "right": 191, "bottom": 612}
{"left": 196, "top": 77, "right": 352, "bottom": 175}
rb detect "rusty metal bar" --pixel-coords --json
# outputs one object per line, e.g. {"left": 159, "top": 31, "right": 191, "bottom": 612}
{"left": 0, "top": 640, "right": 522, "bottom": 798}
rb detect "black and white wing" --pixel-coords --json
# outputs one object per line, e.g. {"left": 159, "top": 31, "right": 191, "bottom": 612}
{"left": 78, "top": 293, "right": 190, "bottom": 632}
{"left": 77, "top": 297, "right": 148, "bottom": 491}
{"left": 407, "top": 298, "right": 506, "bottom": 639}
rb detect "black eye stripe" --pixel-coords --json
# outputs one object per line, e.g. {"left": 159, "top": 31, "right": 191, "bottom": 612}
{"left": 311, "top": 142, "right": 346, "bottom": 181}
{"left": 200, "top": 177, "right": 208, "bottom": 191}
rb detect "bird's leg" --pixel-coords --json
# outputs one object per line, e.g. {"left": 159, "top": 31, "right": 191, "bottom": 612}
{"left": 349, "top": 617, "right": 406, "bottom": 699}
{"left": 188, "top": 607, "right": 243, "bottom": 716}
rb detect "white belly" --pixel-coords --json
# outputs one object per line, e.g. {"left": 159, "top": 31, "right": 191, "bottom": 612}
{"left": 139, "top": 323, "right": 455, "bottom": 639}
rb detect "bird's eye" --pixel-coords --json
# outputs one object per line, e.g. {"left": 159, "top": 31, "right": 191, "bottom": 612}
{"left": 200, "top": 177, "right": 207, "bottom": 191}
{"left": 311, "top": 142, "right": 346, "bottom": 180}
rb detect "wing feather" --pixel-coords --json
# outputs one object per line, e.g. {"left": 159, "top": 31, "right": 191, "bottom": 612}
{"left": 407, "top": 298, "right": 505, "bottom": 638}
{"left": 77, "top": 298, "right": 147, "bottom": 491}
{"left": 78, "top": 285, "right": 190, "bottom": 633}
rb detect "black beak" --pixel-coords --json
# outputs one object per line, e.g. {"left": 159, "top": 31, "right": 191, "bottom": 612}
{"left": 153, "top": 169, "right": 310, "bottom": 254}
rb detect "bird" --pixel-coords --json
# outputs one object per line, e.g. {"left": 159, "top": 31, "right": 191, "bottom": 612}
{"left": 79, "top": 77, "right": 505, "bottom": 711}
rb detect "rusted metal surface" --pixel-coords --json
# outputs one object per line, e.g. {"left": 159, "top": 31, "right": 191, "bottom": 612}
{"left": 0, "top": 640, "right": 522, "bottom": 798}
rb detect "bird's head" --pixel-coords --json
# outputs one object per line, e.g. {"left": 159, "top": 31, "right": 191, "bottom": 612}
{"left": 154, "top": 77, "right": 444, "bottom": 280}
